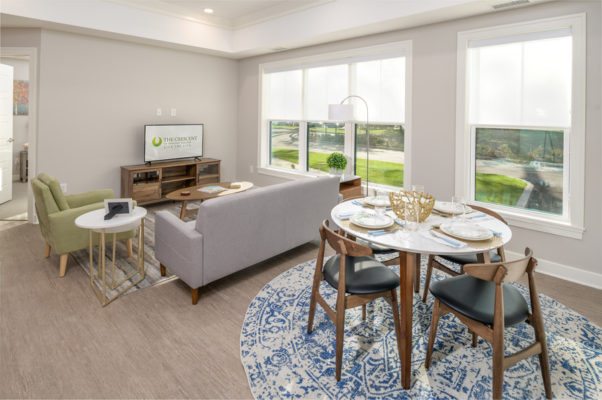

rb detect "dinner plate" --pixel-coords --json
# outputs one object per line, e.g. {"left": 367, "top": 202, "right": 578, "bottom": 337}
{"left": 350, "top": 212, "right": 394, "bottom": 229}
{"left": 363, "top": 196, "right": 391, "bottom": 207}
{"left": 439, "top": 222, "right": 493, "bottom": 241}
{"left": 434, "top": 200, "right": 472, "bottom": 215}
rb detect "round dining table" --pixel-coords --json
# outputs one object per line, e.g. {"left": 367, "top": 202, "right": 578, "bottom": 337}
{"left": 331, "top": 199, "right": 512, "bottom": 389}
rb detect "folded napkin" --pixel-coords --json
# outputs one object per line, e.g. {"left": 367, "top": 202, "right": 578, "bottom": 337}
{"left": 421, "top": 230, "right": 467, "bottom": 248}
{"left": 466, "top": 212, "right": 488, "bottom": 220}
{"left": 336, "top": 212, "right": 354, "bottom": 220}
{"left": 367, "top": 229, "right": 390, "bottom": 237}
{"left": 352, "top": 200, "right": 364, "bottom": 206}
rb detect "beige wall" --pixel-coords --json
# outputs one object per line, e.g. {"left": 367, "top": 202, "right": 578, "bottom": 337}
{"left": 3, "top": 28, "right": 238, "bottom": 195}
{"left": 236, "top": 1, "right": 601, "bottom": 276}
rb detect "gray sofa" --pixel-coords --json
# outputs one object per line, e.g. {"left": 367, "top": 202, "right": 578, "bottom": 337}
{"left": 154, "top": 176, "right": 340, "bottom": 304}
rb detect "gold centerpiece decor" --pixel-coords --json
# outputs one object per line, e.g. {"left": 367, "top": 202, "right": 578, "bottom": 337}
{"left": 389, "top": 190, "right": 435, "bottom": 223}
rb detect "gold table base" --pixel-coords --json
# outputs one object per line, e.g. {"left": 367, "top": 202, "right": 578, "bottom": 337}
{"left": 88, "top": 219, "right": 145, "bottom": 307}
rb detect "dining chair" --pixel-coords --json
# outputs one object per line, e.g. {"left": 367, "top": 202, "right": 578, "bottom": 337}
{"left": 307, "top": 219, "right": 403, "bottom": 382}
{"left": 425, "top": 248, "right": 552, "bottom": 399}
{"left": 422, "top": 205, "right": 507, "bottom": 302}
{"left": 343, "top": 195, "right": 422, "bottom": 290}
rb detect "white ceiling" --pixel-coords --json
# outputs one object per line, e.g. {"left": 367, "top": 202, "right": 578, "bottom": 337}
{"left": 0, "top": 0, "right": 551, "bottom": 58}
{"left": 108, "top": 0, "right": 332, "bottom": 29}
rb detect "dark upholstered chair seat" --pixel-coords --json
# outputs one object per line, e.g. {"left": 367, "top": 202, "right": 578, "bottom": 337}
{"left": 324, "top": 255, "right": 399, "bottom": 294}
{"left": 429, "top": 275, "right": 529, "bottom": 326}
{"left": 440, "top": 251, "right": 502, "bottom": 266}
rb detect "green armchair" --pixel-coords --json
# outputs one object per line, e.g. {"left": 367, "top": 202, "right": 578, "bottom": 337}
{"left": 31, "top": 173, "right": 134, "bottom": 277}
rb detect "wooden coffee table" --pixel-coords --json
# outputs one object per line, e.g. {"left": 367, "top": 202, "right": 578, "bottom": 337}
{"left": 166, "top": 181, "right": 253, "bottom": 220}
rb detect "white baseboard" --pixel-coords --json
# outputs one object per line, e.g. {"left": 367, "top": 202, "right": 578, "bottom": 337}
{"left": 505, "top": 250, "right": 602, "bottom": 290}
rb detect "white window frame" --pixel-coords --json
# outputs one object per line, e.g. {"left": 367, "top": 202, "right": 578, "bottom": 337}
{"left": 258, "top": 41, "right": 413, "bottom": 188}
{"left": 455, "top": 14, "right": 586, "bottom": 239}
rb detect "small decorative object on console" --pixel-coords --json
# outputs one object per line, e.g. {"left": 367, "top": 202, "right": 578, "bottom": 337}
{"left": 198, "top": 185, "right": 226, "bottom": 194}
{"left": 181, "top": 191, "right": 191, "bottom": 196}
{"left": 389, "top": 190, "right": 435, "bottom": 223}
{"left": 230, "top": 182, "right": 242, "bottom": 189}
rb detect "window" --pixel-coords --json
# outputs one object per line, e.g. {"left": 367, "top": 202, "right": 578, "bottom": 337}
{"left": 456, "top": 15, "right": 585, "bottom": 238}
{"left": 259, "top": 42, "right": 411, "bottom": 189}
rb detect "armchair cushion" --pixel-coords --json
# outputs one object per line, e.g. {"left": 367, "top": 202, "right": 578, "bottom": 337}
{"left": 37, "top": 173, "right": 70, "bottom": 211}
{"left": 66, "top": 189, "right": 114, "bottom": 209}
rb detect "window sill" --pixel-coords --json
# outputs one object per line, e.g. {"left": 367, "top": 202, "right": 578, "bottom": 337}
{"left": 478, "top": 205, "right": 584, "bottom": 240}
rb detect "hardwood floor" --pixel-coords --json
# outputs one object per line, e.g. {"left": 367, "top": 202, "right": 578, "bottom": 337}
{"left": 0, "top": 220, "right": 600, "bottom": 398}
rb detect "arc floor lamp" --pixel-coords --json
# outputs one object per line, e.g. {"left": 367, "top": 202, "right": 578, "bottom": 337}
{"left": 328, "top": 95, "right": 370, "bottom": 196}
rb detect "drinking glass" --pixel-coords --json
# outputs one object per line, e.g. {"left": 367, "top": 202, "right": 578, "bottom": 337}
{"left": 451, "top": 195, "right": 466, "bottom": 221}
{"left": 374, "top": 190, "right": 387, "bottom": 217}
{"left": 411, "top": 184, "right": 424, "bottom": 194}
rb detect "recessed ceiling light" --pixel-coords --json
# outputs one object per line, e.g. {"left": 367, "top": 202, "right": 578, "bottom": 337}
{"left": 204, "top": 8, "right": 214, "bottom": 14}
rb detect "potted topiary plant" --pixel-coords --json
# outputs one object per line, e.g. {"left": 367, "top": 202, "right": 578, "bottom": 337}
{"left": 326, "top": 152, "right": 347, "bottom": 178}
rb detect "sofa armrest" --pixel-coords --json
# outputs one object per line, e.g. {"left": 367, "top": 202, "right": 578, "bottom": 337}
{"left": 65, "top": 189, "right": 114, "bottom": 209}
{"left": 154, "top": 210, "right": 204, "bottom": 289}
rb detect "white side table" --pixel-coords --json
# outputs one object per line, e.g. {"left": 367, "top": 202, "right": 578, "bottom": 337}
{"left": 75, "top": 207, "right": 147, "bottom": 306}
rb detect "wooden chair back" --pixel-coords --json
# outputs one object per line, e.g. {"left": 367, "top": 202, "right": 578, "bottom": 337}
{"left": 320, "top": 220, "right": 373, "bottom": 257}
{"left": 470, "top": 204, "right": 507, "bottom": 225}
{"left": 463, "top": 247, "right": 534, "bottom": 284}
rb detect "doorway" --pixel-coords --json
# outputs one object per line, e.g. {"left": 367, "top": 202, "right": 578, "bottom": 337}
{"left": 0, "top": 47, "right": 37, "bottom": 224}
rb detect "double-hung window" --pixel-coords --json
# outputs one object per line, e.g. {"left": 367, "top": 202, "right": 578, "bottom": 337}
{"left": 260, "top": 42, "right": 411, "bottom": 189}
{"left": 456, "top": 15, "right": 585, "bottom": 238}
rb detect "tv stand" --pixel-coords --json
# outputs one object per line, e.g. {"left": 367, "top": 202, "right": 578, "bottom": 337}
{"left": 121, "top": 158, "right": 220, "bottom": 205}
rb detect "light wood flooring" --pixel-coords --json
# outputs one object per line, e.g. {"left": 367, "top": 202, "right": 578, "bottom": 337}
{"left": 1, "top": 219, "right": 600, "bottom": 399}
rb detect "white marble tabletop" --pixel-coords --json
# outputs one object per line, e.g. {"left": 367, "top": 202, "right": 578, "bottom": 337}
{"left": 75, "top": 206, "right": 147, "bottom": 234}
{"left": 331, "top": 200, "right": 511, "bottom": 256}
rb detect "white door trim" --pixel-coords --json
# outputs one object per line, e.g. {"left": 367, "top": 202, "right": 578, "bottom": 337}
{"left": 1, "top": 47, "right": 38, "bottom": 223}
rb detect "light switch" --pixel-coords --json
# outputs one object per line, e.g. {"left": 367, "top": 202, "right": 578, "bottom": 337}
{"left": 171, "top": 108, "right": 177, "bottom": 117}
{"left": 156, "top": 108, "right": 162, "bottom": 116}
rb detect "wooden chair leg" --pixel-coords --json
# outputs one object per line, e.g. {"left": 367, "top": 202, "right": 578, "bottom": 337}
{"left": 307, "top": 256, "right": 324, "bottom": 334}
{"left": 58, "top": 254, "right": 68, "bottom": 277}
{"left": 126, "top": 238, "right": 133, "bottom": 258}
{"left": 472, "top": 331, "right": 478, "bottom": 347}
{"left": 390, "top": 289, "right": 403, "bottom": 384}
{"left": 425, "top": 299, "right": 441, "bottom": 368}
{"left": 531, "top": 296, "right": 553, "bottom": 398}
{"left": 45, "top": 242, "right": 51, "bottom": 258}
{"left": 422, "top": 255, "right": 435, "bottom": 303}
{"left": 191, "top": 288, "right": 199, "bottom": 305}
{"left": 160, "top": 263, "right": 166, "bottom": 277}
{"left": 492, "top": 325, "right": 505, "bottom": 399}
{"left": 335, "top": 300, "right": 345, "bottom": 381}
{"left": 362, "top": 304, "right": 367, "bottom": 320}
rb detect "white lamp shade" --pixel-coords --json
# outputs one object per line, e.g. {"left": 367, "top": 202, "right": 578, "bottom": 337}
{"left": 328, "top": 103, "right": 354, "bottom": 121}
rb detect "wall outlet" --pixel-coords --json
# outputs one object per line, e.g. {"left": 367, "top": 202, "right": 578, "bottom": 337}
{"left": 249, "top": 165, "right": 254, "bottom": 173}
{"left": 156, "top": 108, "right": 162, "bottom": 116}
{"left": 171, "top": 108, "right": 176, "bottom": 117}
{"left": 60, "top": 183, "right": 67, "bottom": 193}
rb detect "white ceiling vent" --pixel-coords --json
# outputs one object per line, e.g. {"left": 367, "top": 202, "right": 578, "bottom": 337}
{"left": 492, "top": 0, "right": 530, "bottom": 10}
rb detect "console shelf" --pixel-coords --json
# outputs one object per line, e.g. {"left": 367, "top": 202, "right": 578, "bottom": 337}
{"left": 121, "top": 158, "right": 220, "bottom": 205}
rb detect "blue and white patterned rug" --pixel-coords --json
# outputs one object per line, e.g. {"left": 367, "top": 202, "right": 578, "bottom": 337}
{"left": 240, "top": 254, "right": 602, "bottom": 399}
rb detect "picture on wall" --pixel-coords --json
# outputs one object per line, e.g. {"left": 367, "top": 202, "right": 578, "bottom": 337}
{"left": 13, "top": 80, "right": 29, "bottom": 116}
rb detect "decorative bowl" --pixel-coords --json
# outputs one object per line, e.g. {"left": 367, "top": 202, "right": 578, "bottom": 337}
{"left": 389, "top": 190, "right": 435, "bottom": 223}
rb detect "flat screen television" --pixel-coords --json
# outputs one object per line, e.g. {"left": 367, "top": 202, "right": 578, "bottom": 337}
{"left": 144, "top": 124, "right": 203, "bottom": 163}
